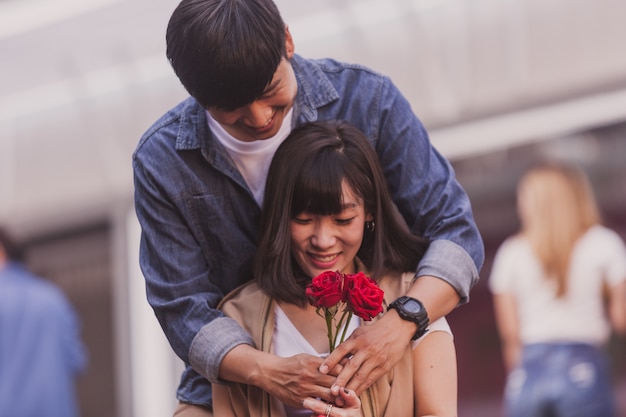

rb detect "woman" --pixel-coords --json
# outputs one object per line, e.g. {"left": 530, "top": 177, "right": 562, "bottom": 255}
{"left": 489, "top": 162, "right": 626, "bottom": 417}
{"left": 212, "top": 121, "right": 457, "bottom": 416}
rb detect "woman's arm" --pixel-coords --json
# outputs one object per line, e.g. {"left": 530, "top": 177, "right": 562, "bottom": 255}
{"left": 412, "top": 329, "right": 457, "bottom": 417}
{"left": 492, "top": 293, "right": 522, "bottom": 372}
{"left": 608, "top": 280, "right": 626, "bottom": 335}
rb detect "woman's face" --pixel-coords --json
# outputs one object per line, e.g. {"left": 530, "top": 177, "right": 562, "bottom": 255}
{"left": 290, "top": 182, "right": 372, "bottom": 278}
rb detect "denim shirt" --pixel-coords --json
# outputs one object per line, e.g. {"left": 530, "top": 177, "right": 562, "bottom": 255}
{"left": 132, "top": 54, "right": 484, "bottom": 407}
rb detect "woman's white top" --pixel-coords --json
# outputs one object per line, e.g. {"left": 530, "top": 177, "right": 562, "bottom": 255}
{"left": 273, "top": 305, "right": 452, "bottom": 417}
{"left": 489, "top": 225, "right": 626, "bottom": 346}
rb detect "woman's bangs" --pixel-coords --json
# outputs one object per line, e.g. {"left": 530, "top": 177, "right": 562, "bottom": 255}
{"left": 291, "top": 162, "right": 345, "bottom": 216}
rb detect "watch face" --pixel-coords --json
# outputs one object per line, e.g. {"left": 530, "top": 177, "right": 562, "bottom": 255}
{"left": 404, "top": 299, "right": 423, "bottom": 314}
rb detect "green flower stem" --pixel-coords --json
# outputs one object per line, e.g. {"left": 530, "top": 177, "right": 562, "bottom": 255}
{"left": 331, "top": 309, "right": 350, "bottom": 349}
{"left": 325, "top": 309, "right": 335, "bottom": 352}
{"left": 323, "top": 305, "right": 353, "bottom": 353}
{"left": 338, "top": 311, "right": 353, "bottom": 347}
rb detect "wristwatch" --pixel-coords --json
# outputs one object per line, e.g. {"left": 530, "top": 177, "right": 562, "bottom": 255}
{"left": 388, "top": 296, "right": 430, "bottom": 340}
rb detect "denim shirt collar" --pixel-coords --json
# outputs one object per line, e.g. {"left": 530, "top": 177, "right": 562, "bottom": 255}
{"left": 172, "top": 97, "right": 249, "bottom": 189}
{"left": 291, "top": 54, "right": 340, "bottom": 122}
{"left": 174, "top": 99, "right": 208, "bottom": 151}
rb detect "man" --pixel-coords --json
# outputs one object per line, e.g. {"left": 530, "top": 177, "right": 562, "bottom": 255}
{"left": 133, "top": 0, "right": 484, "bottom": 414}
{"left": 0, "top": 227, "right": 87, "bottom": 417}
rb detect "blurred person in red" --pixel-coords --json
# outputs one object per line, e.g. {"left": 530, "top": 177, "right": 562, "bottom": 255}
{"left": 489, "top": 162, "right": 626, "bottom": 417}
{"left": 0, "top": 227, "right": 87, "bottom": 417}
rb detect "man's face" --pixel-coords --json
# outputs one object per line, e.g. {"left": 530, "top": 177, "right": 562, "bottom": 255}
{"left": 207, "top": 57, "right": 298, "bottom": 142}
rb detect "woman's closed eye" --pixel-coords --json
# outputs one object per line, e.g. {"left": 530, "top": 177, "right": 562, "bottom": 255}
{"left": 334, "top": 216, "right": 356, "bottom": 225}
{"left": 291, "top": 215, "right": 355, "bottom": 225}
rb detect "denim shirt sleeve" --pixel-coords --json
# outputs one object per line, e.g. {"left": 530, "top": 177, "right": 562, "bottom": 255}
{"left": 133, "top": 110, "right": 256, "bottom": 386}
{"left": 373, "top": 77, "right": 483, "bottom": 302}
{"left": 189, "top": 317, "right": 255, "bottom": 383}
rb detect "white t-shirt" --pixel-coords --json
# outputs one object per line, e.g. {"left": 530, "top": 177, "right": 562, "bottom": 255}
{"left": 207, "top": 109, "right": 293, "bottom": 206}
{"left": 489, "top": 225, "right": 626, "bottom": 346}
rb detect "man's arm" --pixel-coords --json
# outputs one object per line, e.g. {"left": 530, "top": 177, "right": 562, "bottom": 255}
{"left": 322, "top": 75, "right": 483, "bottom": 395}
{"left": 321, "top": 275, "right": 459, "bottom": 395}
{"left": 133, "top": 153, "right": 231, "bottom": 368}
{"left": 218, "top": 344, "right": 337, "bottom": 407}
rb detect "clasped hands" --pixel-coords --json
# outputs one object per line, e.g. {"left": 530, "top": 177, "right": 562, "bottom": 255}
{"left": 266, "top": 313, "right": 414, "bottom": 409}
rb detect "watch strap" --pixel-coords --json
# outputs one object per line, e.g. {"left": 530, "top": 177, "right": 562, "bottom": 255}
{"left": 388, "top": 296, "right": 429, "bottom": 340}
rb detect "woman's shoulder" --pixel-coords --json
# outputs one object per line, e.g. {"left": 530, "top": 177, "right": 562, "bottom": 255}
{"left": 376, "top": 270, "right": 410, "bottom": 303}
{"left": 577, "top": 225, "right": 626, "bottom": 262}
{"left": 582, "top": 224, "right": 623, "bottom": 242}
{"left": 492, "top": 234, "right": 534, "bottom": 263}
{"left": 219, "top": 282, "right": 268, "bottom": 320}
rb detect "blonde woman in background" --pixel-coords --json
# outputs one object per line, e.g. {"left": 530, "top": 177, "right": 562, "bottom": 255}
{"left": 489, "top": 162, "right": 626, "bottom": 417}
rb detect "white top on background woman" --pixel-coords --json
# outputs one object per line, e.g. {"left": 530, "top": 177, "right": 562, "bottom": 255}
{"left": 489, "top": 162, "right": 626, "bottom": 417}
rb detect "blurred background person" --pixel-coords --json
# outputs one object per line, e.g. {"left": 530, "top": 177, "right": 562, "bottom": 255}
{"left": 0, "top": 227, "right": 87, "bottom": 417}
{"left": 488, "top": 162, "right": 626, "bottom": 417}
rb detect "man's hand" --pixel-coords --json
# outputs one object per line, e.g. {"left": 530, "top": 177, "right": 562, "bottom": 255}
{"left": 319, "top": 275, "right": 459, "bottom": 395}
{"left": 220, "top": 345, "right": 337, "bottom": 407}
{"left": 256, "top": 353, "right": 339, "bottom": 406}
{"left": 319, "top": 309, "right": 414, "bottom": 395}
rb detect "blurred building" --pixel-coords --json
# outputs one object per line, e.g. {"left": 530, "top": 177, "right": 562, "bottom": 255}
{"left": 1, "top": 0, "right": 625, "bottom": 416}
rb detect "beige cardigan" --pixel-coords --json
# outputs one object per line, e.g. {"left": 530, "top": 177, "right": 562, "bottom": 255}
{"left": 216, "top": 269, "right": 416, "bottom": 417}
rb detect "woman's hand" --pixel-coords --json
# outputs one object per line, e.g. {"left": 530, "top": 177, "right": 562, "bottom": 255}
{"left": 302, "top": 388, "right": 362, "bottom": 417}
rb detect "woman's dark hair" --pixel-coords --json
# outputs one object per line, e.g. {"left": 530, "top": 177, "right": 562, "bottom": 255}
{"left": 166, "top": 0, "right": 286, "bottom": 110}
{"left": 255, "top": 120, "right": 429, "bottom": 306}
{"left": 0, "top": 227, "right": 24, "bottom": 263}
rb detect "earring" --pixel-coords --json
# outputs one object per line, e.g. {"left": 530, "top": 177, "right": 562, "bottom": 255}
{"left": 365, "top": 221, "right": 375, "bottom": 232}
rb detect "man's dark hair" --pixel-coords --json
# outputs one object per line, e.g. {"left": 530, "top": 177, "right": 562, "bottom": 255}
{"left": 166, "top": 0, "right": 287, "bottom": 110}
{"left": 0, "top": 227, "right": 24, "bottom": 262}
{"left": 255, "top": 121, "right": 430, "bottom": 306}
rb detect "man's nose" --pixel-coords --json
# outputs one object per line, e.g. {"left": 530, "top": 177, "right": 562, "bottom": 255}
{"left": 245, "top": 101, "right": 272, "bottom": 128}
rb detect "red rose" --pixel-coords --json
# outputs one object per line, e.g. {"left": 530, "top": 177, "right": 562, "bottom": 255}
{"left": 344, "top": 272, "right": 384, "bottom": 321}
{"left": 306, "top": 271, "right": 344, "bottom": 308}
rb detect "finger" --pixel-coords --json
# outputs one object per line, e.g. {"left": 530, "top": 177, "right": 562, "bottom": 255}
{"left": 320, "top": 339, "right": 355, "bottom": 374}
{"left": 339, "top": 387, "right": 361, "bottom": 408}
{"left": 298, "top": 377, "right": 336, "bottom": 404}
{"left": 325, "top": 362, "right": 344, "bottom": 377}
{"left": 328, "top": 350, "right": 364, "bottom": 395}
{"left": 343, "top": 355, "right": 383, "bottom": 394}
{"left": 302, "top": 397, "right": 330, "bottom": 416}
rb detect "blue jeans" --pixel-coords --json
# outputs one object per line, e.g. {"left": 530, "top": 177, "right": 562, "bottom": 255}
{"left": 504, "top": 343, "right": 617, "bottom": 417}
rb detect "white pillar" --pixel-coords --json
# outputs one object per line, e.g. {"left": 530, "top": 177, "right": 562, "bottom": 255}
{"left": 125, "top": 210, "right": 181, "bottom": 417}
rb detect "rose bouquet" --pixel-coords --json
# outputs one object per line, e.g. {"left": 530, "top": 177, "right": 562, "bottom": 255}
{"left": 305, "top": 270, "right": 384, "bottom": 352}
